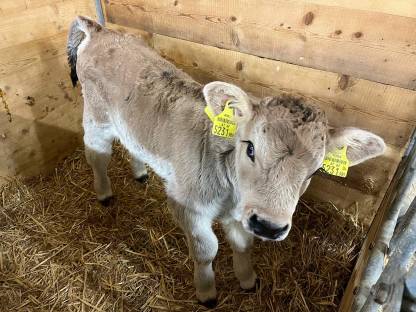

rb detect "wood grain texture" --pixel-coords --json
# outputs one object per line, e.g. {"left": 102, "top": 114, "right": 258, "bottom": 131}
{"left": 0, "top": 48, "right": 84, "bottom": 180}
{"left": 105, "top": 0, "right": 416, "bottom": 90}
{"left": 0, "top": 0, "right": 95, "bottom": 49}
{"left": 308, "top": 0, "right": 416, "bottom": 18}
{"left": 0, "top": 0, "right": 94, "bottom": 183}
{"left": 0, "top": 0, "right": 73, "bottom": 16}
{"left": 0, "top": 33, "right": 77, "bottom": 119}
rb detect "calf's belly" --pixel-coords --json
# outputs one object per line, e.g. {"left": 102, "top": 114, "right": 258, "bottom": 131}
{"left": 115, "top": 128, "right": 176, "bottom": 183}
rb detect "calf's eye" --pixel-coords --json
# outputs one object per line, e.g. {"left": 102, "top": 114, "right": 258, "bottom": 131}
{"left": 243, "top": 140, "right": 255, "bottom": 162}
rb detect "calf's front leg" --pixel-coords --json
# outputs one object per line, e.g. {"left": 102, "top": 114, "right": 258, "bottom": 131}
{"left": 222, "top": 220, "right": 257, "bottom": 290}
{"left": 169, "top": 199, "right": 218, "bottom": 307}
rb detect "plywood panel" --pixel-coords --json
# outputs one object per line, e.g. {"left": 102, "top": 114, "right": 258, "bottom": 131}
{"left": 105, "top": 0, "right": 416, "bottom": 90}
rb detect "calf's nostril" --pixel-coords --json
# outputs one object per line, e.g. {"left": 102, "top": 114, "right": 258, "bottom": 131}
{"left": 248, "top": 214, "right": 289, "bottom": 239}
{"left": 249, "top": 214, "right": 259, "bottom": 224}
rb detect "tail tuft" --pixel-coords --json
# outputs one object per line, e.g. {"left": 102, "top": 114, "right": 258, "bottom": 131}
{"left": 67, "top": 16, "right": 102, "bottom": 87}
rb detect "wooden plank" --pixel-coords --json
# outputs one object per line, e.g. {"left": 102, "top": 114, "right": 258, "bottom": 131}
{"left": 0, "top": 99, "right": 83, "bottom": 180}
{"left": 0, "top": 43, "right": 83, "bottom": 180}
{"left": 107, "top": 24, "right": 416, "bottom": 150}
{"left": 0, "top": 0, "right": 95, "bottom": 49}
{"left": 109, "top": 25, "right": 416, "bottom": 152}
{"left": 105, "top": 0, "right": 416, "bottom": 90}
{"left": 0, "top": 33, "right": 67, "bottom": 79}
{"left": 308, "top": 0, "right": 416, "bottom": 19}
{"left": 0, "top": 0, "right": 74, "bottom": 16}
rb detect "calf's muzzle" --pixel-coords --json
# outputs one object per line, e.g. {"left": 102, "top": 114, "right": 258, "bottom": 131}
{"left": 248, "top": 214, "right": 289, "bottom": 240}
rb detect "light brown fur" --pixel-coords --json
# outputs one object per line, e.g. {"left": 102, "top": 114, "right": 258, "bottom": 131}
{"left": 68, "top": 16, "right": 385, "bottom": 305}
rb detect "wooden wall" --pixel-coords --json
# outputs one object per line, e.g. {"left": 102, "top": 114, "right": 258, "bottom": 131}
{"left": 0, "top": 0, "right": 95, "bottom": 183}
{"left": 106, "top": 0, "right": 416, "bottom": 90}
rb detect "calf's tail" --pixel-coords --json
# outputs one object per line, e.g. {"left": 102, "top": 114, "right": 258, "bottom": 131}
{"left": 67, "top": 16, "right": 103, "bottom": 87}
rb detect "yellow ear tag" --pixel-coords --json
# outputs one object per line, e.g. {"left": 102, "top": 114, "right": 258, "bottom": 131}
{"left": 204, "top": 101, "right": 237, "bottom": 138}
{"left": 322, "top": 146, "right": 350, "bottom": 177}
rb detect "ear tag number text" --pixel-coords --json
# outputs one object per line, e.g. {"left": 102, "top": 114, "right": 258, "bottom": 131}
{"left": 204, "top": 100, "right": 237, "bottom": 138}
{"left": 322, "top": 146, "right": 349, "bottom": 177}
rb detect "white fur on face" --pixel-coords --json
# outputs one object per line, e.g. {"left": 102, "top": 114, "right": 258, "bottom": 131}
{"left": 233, "top": 113, "right": 326, "bottom": 239}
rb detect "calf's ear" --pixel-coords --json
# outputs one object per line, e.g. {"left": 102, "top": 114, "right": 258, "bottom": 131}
{"left": 203, "top": 81, "right": 252, "bottom": 122}
{"left": 326, "top": 127, "right": 386, "bottom": 166}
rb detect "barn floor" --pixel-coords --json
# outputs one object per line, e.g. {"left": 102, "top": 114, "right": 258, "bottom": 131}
{"left": 0, "top": 145, "right": 364, "bottom": 312}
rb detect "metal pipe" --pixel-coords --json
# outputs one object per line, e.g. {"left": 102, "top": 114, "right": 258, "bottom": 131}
{"left": 95, "top": 0, "right": 106, "bottom": 26}
{"left": 402, "top": 261, "right": 416, "bottom": 312}
{"left": 360, "top": 198, "right": 416, "bottom": 311}
{"left": 353, "top": 129, "right": 416, "bottom": 311}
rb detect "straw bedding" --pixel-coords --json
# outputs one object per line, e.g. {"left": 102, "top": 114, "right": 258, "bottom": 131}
{"left": 0, "top": 145, "right": 364, "bottom": 311}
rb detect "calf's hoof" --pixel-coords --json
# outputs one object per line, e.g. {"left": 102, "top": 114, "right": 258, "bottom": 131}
{"left": 240, "top": 272, "right": 259, "bottom": 292}
{"left": 135, "top": 174, "right": 149, "bottom": 184}
{"left": 198, "top": 298, "right": 217, "bottom": 309}
{"left": 197, "top": 288, "right": 217, "bottom": 309}
{"left": 242, "top": 277, "right": 260, "bottom": 293}
{"left": 98, "top": 195, "right": 116, "bottom": 207}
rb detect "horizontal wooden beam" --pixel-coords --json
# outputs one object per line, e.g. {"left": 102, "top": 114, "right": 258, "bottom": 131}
{"left": 105, "top": 0, "right": 416, "bottom": 90}
{"left": 307, "top": 0, "right": 416, "bottom": 18}
{"left": 0, "top": 0, "right": 73, "bottom": 16}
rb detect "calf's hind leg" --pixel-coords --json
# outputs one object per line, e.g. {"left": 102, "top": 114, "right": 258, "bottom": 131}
{"left": 84, "top": 123, "right": 114, "bottom": 205}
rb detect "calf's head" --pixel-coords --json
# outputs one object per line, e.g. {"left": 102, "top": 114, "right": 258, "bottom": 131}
{"left": 203, "top": 82, "right": 385, "bottom": 241}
